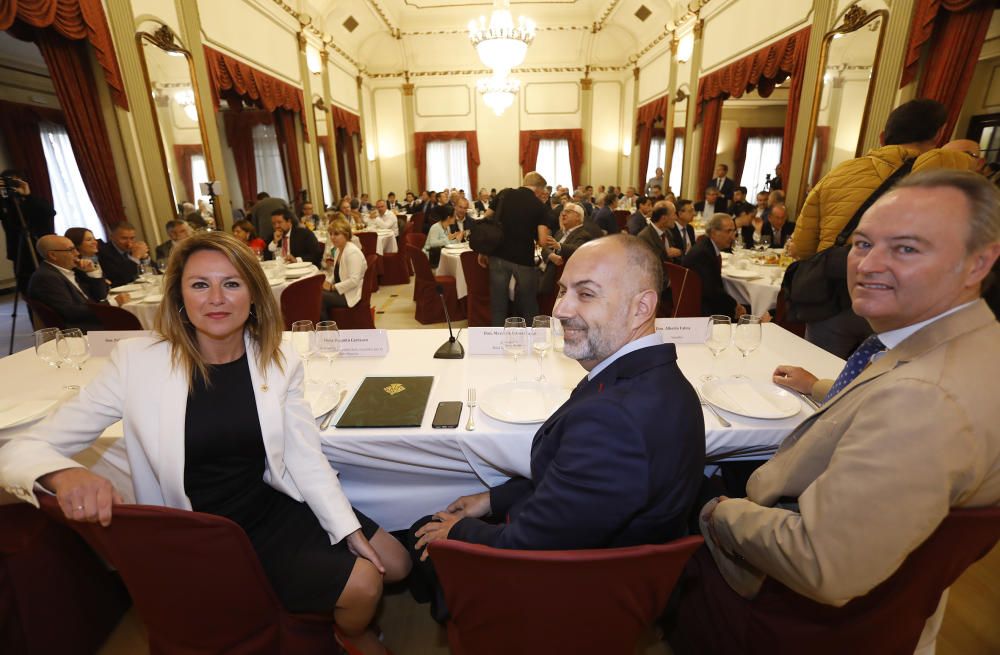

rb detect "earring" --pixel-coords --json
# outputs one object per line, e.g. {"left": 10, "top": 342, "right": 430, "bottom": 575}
{"left": 249, "top": 303, "right": 258, "bottom": 321}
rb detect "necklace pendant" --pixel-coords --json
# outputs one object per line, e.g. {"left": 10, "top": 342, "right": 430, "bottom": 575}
{"left": 260, "top": 384, "right": 269, "bottom": 392}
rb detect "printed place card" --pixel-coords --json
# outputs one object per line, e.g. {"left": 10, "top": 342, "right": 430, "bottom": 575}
{"left": 88, "top": 331, "right": 155, "bottom": 357}
{"left": 655, "top": 318, "right": 711, "bottom": 344}
{"left": 468, "top": 327, "right": 508, "bottom": 355}
{"left": 338, "top": 329, "right": 389, "bottom": 357}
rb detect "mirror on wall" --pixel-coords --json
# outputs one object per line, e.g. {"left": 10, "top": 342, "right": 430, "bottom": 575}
{"left": 314, "top": 97, "right": 335, "bottom": 209}
{"left": 135, "top": 23, "right": 215, "bottom": 221}
{"left": 668, "top": 86, "right": 688, "bottom": 197}
{"left": 800, "top": 5, "right": 888, "bottom": 202}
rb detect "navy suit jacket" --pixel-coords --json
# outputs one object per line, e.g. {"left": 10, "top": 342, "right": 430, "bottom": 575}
{"left": 27, "top": 262, "right": 104, "bottom": 332}
{"left": 97, "top": 240, "right": 140, "bottom": 288}
{"left": 682, "top": 237, "right": 739, "bottom": 318}
{"left": 450, "top": 343, "right": 705, "bottom": 550}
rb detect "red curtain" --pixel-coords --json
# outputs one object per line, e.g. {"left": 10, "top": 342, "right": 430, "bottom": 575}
{"left": 275, "top": 109, "right": 303, "bottom": 198}
{"left": 413, "top": 131, "right": 480, "bottom": 194}
{"left": 901, "top": 0, "right": 994, "bottom": 143}
{"left": 330, "top": 108, "right": 361, "bottom": 198}
{"left": 635, "top": 95, "right": 670, "bottom": 190}
{"left": 695, "top": 27, "right": 811, "bottom": 199}
{"left": 331, "top": 106, "right": 361, "bottom": 137}
{"left": 0, "top": 99, "right": 63, "bottom": 206}
{"left": 0, "top": 0, "right": 128, "bottom": 109}
{"left": 733, "top": 127, "right": 785, "bottom": 184}
{"left": 223, "top": 109, "right": 274, "bottom": 206}
{"left": 172, "top": 144, "right": 202, "bottom": 204}
{"left": 518, "top": 129, "right": 584, "bottom": 188}
{"left": 35, "top": 31, "right": 125, "bottom": 226}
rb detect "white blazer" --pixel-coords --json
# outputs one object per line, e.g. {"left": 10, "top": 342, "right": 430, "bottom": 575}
{"left": 0, "top": 334, "right": 361, "bottom": 544}
{"left": 325, "top": 241, "right": 367, "bottom": 308}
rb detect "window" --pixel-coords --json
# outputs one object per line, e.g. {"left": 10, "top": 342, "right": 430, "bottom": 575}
{"left": 739, "top": 135, "right": 783, "bottom": 198}
{"left": 646, "top": 136, "right": 667, "bottom": 186}
{"left": 190, "top": 154, "right": 211, "bottom": 205}
{"left": 425, "top": 140, "right": 470, "bottom": 194}
{"left": 669, "top": 134, "right": 684, "bottom": 196}
{"left": 535, "top": 139, "right": 573, "bottom": 190}
{"left": 252, "top": 123, "right": 289, "bottom": 200}
{"left": 38, "top": 122, "right": 105, "bottom": 240}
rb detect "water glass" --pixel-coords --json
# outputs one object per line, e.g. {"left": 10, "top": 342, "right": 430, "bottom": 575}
{"left": 531, "top": 316, "right": 552, "bottom": 383}
{"left": 314, "top": 320, "right": 341, "bottom": 379}
{"left": 34, "top": 328, "right": 63, "bottom": 368}
{"left": 551, "top": 317, "right": 565, "bottom": 352}
{"left": 502, "top": 317, "right": 528, "bottom": 383}
{"left": 701, "top": 315, "right": 732, "bottom": 382}
{"left": 733, "top": 314, "right": 763, "bottom": 379}
{"left": 759, "top": 234, "right": 772, "bottom": 250}
{"left": 57, "top": 328, "right": 89, "bottom": 371}
{"left": 290, "top": 320, "right": 314, "bottom": 379}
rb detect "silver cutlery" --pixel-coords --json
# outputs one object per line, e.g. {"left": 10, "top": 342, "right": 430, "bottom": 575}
{"left": 320, "top": 388, "right": 348, "bottom": 430}
{"left": 698, "top": 392, "right": 731, "bottom": 428}
{"left": 465, "top": 387, "right": 477, "bottom": 431}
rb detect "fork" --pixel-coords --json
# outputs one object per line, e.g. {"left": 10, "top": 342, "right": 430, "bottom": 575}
{"left": 465, "top": 388, "right": 477, "bottom": 431}
{"left": 698, "top": 392, "right": 731, "bottom": 428}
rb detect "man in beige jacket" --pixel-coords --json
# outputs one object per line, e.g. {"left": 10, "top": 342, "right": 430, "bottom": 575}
{"left": 685, "top": 170, "right": 1000, "bottom": 651}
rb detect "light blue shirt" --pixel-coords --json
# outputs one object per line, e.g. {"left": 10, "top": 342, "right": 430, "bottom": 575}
{"left": 586, "top": 332, "right": 663, "bottom": 381}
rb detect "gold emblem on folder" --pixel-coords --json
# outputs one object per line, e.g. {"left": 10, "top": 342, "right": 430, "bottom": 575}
{"left": 384, "top": 383, "right": 406, "bottom": 396}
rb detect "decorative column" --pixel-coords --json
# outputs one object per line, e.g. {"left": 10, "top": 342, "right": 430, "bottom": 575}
{"left": 319, "top": 45, "right": 342, "bottom": 200}
{"left": 682, "top": 19, "right": 704, "bottom": 199}
{"left": 628, "top": 66, "right": 641, "bottom": 190}
{"left": 580, "top": 70, "right": 593, "bottom": 187}
{"left": 356, "top": 75, "right": 375, "bottom": 197}
{"left": 296, "top": 25, "right": 323, "bottom": 208}
{"left": 860, "top": 0, "right": 918, "bottom": 153}
{"left": 176, "top": 0, "right": 231, "bottom": 226}
{"left": 663, "top": 34, "right": 678, "bottom": 194}
{"left": 401, "top": 77, "right": 417, "bottom": 193}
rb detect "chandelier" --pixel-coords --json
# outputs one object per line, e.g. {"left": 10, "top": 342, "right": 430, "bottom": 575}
{"left": 469, "top": 0, "right": 535, "bottom": 116}
{"left": 174, "top": 88, "right": 199, "bottom": 122}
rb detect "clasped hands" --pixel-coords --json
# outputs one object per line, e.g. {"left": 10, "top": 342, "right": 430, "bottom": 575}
{"left": 412, "top": 490, "right": 490, "bottom": 561}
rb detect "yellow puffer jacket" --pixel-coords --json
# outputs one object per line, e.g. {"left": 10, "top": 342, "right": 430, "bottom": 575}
{"left": 792, "top": 146, "right": 977, "bottom": 259}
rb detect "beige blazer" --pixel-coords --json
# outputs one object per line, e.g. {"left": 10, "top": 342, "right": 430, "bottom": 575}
{"left": 0, "top": 334, "right": 361, "bottom": 544}
{"left": 711, "top": 301, "right": 1000, "bottom": 606}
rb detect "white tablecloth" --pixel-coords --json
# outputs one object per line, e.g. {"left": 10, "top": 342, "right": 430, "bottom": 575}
{"left": 353, "top": 229, "right": 398, "bottom": 256}
{"left": 437, "top": 246, "right": 473, "bottom": 298}
{"left": 722, "top": 257, "right": 786, "bottom": 316}
{"left": 0, "top": 326, "right": 843, "bottom": 529}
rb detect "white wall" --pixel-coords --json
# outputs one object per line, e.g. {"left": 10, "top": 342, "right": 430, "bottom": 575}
{"left": 371, "top": 87, "right": 407, "bottom": 198}
{"left": 197, "top": 0, "right": 301, "bottom": 85}
{"left": 701, "top": 0, "right": 813, "bottom": 72}
{"left": 591, "top": 81, "right": 624, "bottom": 187}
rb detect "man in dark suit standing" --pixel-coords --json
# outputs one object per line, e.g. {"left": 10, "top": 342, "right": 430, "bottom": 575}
{"left": 0, "top": 171, "right": 56, "bottom": 294}
{"left": 478, "top": 172, "right": 551, "bottom": 326}
{"left": 681, "top": 213, "right": 745, "bottom": 319}
{"left": 266, "top": 209, "right": 322, "bottom": 267}
{"left": 538, "top": 202, "right": 602, "bottom": 294}
{"left": 627, "top": 196, "right": 653, "bottom": 235}
{"left": 97, "top": 222, "right": 148, "bottom": 288}
{"left": 694, "top": 187, "right": 729, "bottom": 216}
{"left": 712, "top": 164, "right": 736, "bottom": 200}
{"left": 415, "top": 234, "right": 704, "bottom": 556}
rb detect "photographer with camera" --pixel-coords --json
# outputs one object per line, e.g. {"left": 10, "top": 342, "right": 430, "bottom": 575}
{"left": 0, "top": 170, "right": 56, "bottom": 295}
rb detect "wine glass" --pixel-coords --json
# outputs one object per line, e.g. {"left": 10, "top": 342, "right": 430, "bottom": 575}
{"left": 502, "top": 317, "right": 528, "bottom": 383}
{"left": 551, "top": 317, "right": 565, "bottom": 353}
{"left": 759, "top": 234, "right": 772, "bottom": 251}
{"left": 733, "top": 314, "right": 763, "bottom": 379}
{"left": 34, "top": 328, "right": 63, "bottom": 369}
{"left": 531, "top": 316, "right": 552, "bottom": 383}
{"left": 314, "top": 320, "right": 341, "bottom": 383}
{"left": 752, "top": 230, "right": 762, "bottom": 251}
{"left": 701, "top": 315, "right": 732, "bottom": 382}
{"left": 290, "top": 320, "right": 315, "bottom": 381}
{"left": 57, "top": 328, "right": 89, "bottom": 371}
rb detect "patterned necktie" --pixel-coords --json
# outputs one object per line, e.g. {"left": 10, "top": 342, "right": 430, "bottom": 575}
{"left": 823, "top": 335, "right": 885, "bottom": 403}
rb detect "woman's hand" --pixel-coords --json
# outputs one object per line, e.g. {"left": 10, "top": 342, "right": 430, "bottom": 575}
{"left": 38, "top": 467, "right": 124, "bottom": 527}
{"left": 346, "top": 529, "right": 385, "bottom": 574}
{"left": 77, "top": 259, "right": 95, "bottom": 272}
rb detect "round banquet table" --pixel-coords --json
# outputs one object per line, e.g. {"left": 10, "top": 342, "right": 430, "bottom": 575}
{"left": 436, "top": 245, "right": 473, "bottom": 298}
{"left": 351, "top": 228, "right": 398, "bottom": 255}
{"left": 0, "top": 326, "right": 843, "bottom": 530}
{"left": 721, "top": 252, "right": 789, "bottom": 316}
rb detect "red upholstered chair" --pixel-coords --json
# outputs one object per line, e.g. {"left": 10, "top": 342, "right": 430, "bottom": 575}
{"left": 88, "top": 303, "right": 144, "bottom": 330}
{"left": 406, "top": 245, "right": 463, "bottom": 324}
{"left": 356, "top": 232, "right": 379, "bottom": 292}
{"left": 405, "top": 232, "right": 427, "bottom": 251}
{"left": 0, "top": 502, "right": 129, "bottom": 655}
{"left": 280, "top": 273, "right": 325, "bottom": 330}
{"left": 410, "top": 211, "right": 425, "bottom": 234}
{"left": 25, "top": 298, "right": 65, "bottom": 330}
{"left": 329, "top": 254, "right": 377, "bottom": 329}
{"left": 380, "top": 248, "right": 410, "bottom": 286}
{"left": 460, "top": 250, "right": 491, "bottom": 327}
{"left": 773, "top": 288, "right": 806, "bottom": 338}
{"left": 536, "top": 263, "right": 563, "bottom": 316}
{"left": 614, "top": 209, "right": 630, "bottom": 231}
{"left": 430, "top": 536, "right": 704, "bottom": 655}
{"left": 673, "top": 508, "right": 1000, "bottom": 655}
{"left": 664, "top": 262, "right": 703, "bottom": 318}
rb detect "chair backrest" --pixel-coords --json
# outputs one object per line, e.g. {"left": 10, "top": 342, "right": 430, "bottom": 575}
{"left": 356, "top": 232, "right": 377, "bottom": 259}
{"left": 410, "top": 211, "right": 425, "bottom": 233}
{"left": 405, "top": 232, "right": 427, "bottom": 251}
{"left": 280, "top": 273, "right": 325, "bottom": 330}
{"left": 614, "top": 210, "right": 630, "bottom": 231}
{"left": 431, "top": 536, "right": 703, "bottom": 655}
{"left": 664, "top": 262, "right": 702, "bottom": 318}
{"left": 36, "top": 496, "right": 336, "bottom": 654}
{"left": 460, "top": 250, "right": 490, "bottom": 327}
{"left": 25, "top": 298, "right": 65, "bottom": 330}
{"left": 773, "top": 288, "right": 806, "bottom": 338}
{"left": 88, "top": 303, "right": 144, "bottom": 330}
{"left": 405, "top": 244, "right": 436, "bottom": 283}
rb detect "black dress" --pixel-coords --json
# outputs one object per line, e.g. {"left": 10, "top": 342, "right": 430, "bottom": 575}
{"left": 183, "top": 353, "right": 378, "bottom": 613}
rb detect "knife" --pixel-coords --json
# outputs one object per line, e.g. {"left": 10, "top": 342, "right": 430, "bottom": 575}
{"left": 320, "top": 389, "right": 348, "bottom": 430}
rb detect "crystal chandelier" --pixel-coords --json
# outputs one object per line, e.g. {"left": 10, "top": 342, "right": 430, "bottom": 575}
{"left": 174, "top": 88, "right": 199, "bottom": 122}
{"left": 469, "top": 1, "right": 535, "bottom": 116}
{"left": 477, "top": 75, "right": 520, "bottom": 116}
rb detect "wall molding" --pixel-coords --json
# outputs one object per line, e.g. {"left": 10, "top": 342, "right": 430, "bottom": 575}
{"left": 414, "top": 84, "right": 472, "bottom": 117}
{"left": 524, "top": 81, "right": 581, "bottom": 115}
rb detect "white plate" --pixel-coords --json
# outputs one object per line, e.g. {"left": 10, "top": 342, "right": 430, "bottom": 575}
{"left": 0, "top": 398, "right": 61, "bottom": 430}
{"left": 479, "top": 381, "right": 571, "bottom": 424}
{"left": 285, "top": 268, "right": 314, "bottom": 279}
{"left": 700, "top": 379, "right": 801, "bottom": 419}
{"left": 286, "top": 261, "right": 313, "bottom": 270}
{"left": 110, "top": 284, "right": 143, "bottom": 293}
{"left": 444, "top": 244, "right": 468, "bottom": 250}
{"left": 724, "top": 269, "right": 763, "bottom": 280}
{"left": 268, "top": 277, "right": 284, "bottom": 286}
{"left": 304, "top": 384, "right": 339, "bottom": 418}
{"left": 141, "top": 294, "right": 164, "bottom": 304}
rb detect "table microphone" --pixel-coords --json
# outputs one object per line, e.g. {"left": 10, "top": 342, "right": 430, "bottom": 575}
{"left": 434, "top": 284, "right": 465, "bottom": 359}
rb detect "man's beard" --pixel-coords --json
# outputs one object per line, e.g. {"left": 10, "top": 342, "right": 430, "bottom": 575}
{"left": 561, "top": 318, "right": 620, "bottom": 363}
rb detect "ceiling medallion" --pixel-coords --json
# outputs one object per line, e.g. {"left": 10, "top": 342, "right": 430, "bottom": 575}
{"left": 469, "top": 0, "right": 535, "bottom": 116}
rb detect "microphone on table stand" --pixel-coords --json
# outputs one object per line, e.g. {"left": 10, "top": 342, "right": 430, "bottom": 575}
{"left": 434, "top": 283, "right": 464, "bottom": 359}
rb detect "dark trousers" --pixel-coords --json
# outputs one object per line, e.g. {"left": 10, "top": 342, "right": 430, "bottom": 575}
{"left": 321, "top": 289, "right": 348, "bottom": 320}
{"left": 488, "top": 256, "right": 539, "bottom": 327}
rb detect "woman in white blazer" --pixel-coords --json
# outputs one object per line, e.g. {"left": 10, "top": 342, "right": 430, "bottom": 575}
{"left": 0, "top": 231, "right": 407, "bottom": 655}
{"left": 322, "top": 218, "right": 368, "bottom": 318}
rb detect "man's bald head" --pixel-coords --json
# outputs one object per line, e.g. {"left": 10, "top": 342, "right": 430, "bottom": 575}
{"left": 37, "top": 234, "right": 78, "bottom": 270}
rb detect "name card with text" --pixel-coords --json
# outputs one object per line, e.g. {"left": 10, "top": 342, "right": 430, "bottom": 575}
{"left": 655, "top": 318, "right": 710, "bottom": 344}
{"left": 338, "top": 329, "right": 389, "bottom": 357}
{"left": 88, "top": 331, "right": 155, "bottom": 357}
{"left": 468, "top": 327, "right": 508, "bottom": 355}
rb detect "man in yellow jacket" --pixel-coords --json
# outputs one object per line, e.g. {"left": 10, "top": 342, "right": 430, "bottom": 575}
{"left": 790, "top": 99, "right": 978, "bottom": 358}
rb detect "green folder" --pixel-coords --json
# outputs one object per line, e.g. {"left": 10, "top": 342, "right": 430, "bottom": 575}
{"left": 335, "top": 376, "right": 434, "bottom": 428}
